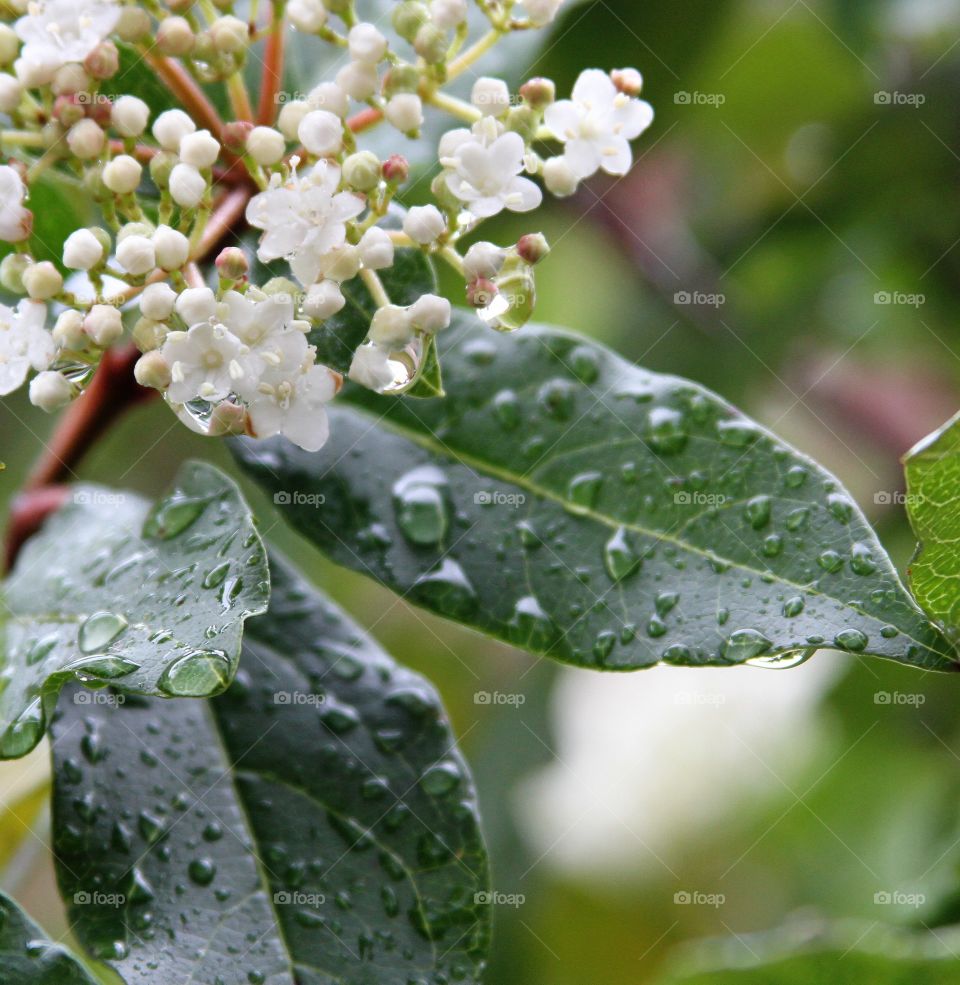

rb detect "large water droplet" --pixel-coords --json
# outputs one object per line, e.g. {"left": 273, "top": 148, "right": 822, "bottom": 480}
{"left": 508, "top": 596, "right": 556, "bottom": 650}
{"left": 603, "top": 527, "right": 640, "bottom": 581}
{"left": 158, "top": 649, "right": 231, "bottom": 696}
{"left": 783, "top": 595, "right": 805, "bottom": 618}
{"left": 421, "top": 762, "right": 461, "bottom": 796}
{"left": 392, "top": 466, "right": 449, "bottom": 546}
{"left": 723, "top": 629, "right": 772, "bottom": 662}
{"left": 70, "top": 655, "right": 139, "bottom": 680}
{"left": 188, "top": 858, "right": 217, "bottom": 886}
{"left": 744, "top": 495, "right": 772, "bottom": 530}
{"left": 646, "top": 407, "right": 687, "bottom": 454}
{"left": 0, "top": 699, "right": 43, "bottom": 758}
{"left": 144, "top": 494, "right": 207, "bottom": 540}
{"left": 746, "top": 648, "right": 815, "bottom": 669}
{"left": 834, "top": 629, "right": 868, "bottom": 652}
{"left": 566, "top": 471, "right": 603, "bottom": 509}
{"left": 492, "top": 389, "right": 520, "bottom": 430}
{"left": 411, "top": 559, "right": 477, "bottom": 618}
{"left": 77, "top": 612, "right": 128, "bottom": 654}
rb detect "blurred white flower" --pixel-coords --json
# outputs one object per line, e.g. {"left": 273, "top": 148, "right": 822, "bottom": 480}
{"left": 15, "top": 0, "right": 119, "bottom": 75}
{"left": 0, "top": 299, "right": 52, "bottom": 395}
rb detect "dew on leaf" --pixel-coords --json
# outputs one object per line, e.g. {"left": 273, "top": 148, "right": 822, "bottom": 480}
{"left": 744, "top": 495, "right": 772, "bottom": 530}
{"left": 492, "top": 390, "right": 520, "bottom": 430}
{"left": 411, "top": 559, "right": 477, "bottom": 618}
{"left": 77, "top": 611, "right": 128, "bottom": 653}
{"left": 723, "top": 629, "right": 772, "bottom": 662}
{"left": 566, "top": 471, "right": 603, "bottom": 509}
{"left": 646, "top": 407, "right": 688, "bottom": 454}
{"left": 157, "top": 649, "right": 231, "bottom": 697}
{"left": 392, "top": 467, "right": 449, "bottom": 546}
{"left": 783, "top": 595, "right": 805, "bottom": 618}
{"left": 603, "top": 527, "right": 640, "bottom": 581}
{"left": 508, "top": 596, "right": 556, "bottom": 650}
{"left": 834, "top": 629, "right": 868, "bottom": 652}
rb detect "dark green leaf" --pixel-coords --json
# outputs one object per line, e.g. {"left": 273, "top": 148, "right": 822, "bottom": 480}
{"left": 0, "top": 461, "right": 269, "bottom": 759}
{"left": 50, "top": 554, "right": 490, "bottom": 985}
{"left": 405, "top": 336, "right": 445, "bottom": 399}
{"left": 233, "top": 313, "right": 956, "bottom": 672}
{"left": 0, "top": 890, "right": 100, "bottom": 985}
{"left": 904, "top": 412, "right": 960, "bottom": 646}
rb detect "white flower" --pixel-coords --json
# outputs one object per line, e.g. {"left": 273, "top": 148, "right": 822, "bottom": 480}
{"left": 245, "top": 162, "right": 365, "bottom": 286}
{"left": 348, "top": 343, "right": 395, "bottom": 391}
{"left": 246, "top": 362, "right": 337, "bottom": 452}
{"left": 162, "top": 320, "right": 244, "bottom": 403}
{"left": 303, "top": 281, "right": 345, "bottom": 320}
{"left": 116, "top": 234, "right": 155, "bottom": 275}
{"left": 463, "top": 241, "right": 506, "bottom": 280}
{"left": 369, "top": 304, "right": 413, "bottom": 349}
{"left": 409, "top": 294, "right": 451, "bottom": 334}
{"left": 471, "top": 77, "right": 510, "bottom": 117}
{"left": 29, "top": 368, "right": 73, "bottom": 410}
{"left": 0, "top": 299, "right": 52, "bottom": 395}
{"left": 15, "top": 0, "right": 120, "bottom": 76}
{"left": 385, "top": 93, "right": 423, "bottom": 133}
{"left": 179, "top": 129, "right": 220, "bottom": 169}
{"left": 140, "top": 282, "right": 176, "bottom": 320}
{"left": 441, "top": 122, "right": 542, "bottom": 218}
{"left": 520, "top": 0, "right": 565, "bottom": 25}
{"left": 153, "top": 108, "right": 196, "bottom": 151}
{"left": 288, "top": 0, "right": 326, "bottom": 33}
{"left": 544, "top": 68, "right": 653, "bottom": 179}
{"left": 430, "top": 0, "right": 468, "bottom": 29}
{"left": 0, "top": 165, "right": 31, "bottom": 242}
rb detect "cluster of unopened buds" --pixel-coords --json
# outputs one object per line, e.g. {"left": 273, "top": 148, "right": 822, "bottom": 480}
{"left": 0, "top": 0, "right": 652, "bottom": 451}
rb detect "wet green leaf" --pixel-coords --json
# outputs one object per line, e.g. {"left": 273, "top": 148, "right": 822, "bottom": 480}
{"left": 904, "top": 412, "right": 960, "bottom": 647}
{"left": 50, "top": 554, "right": 490, "bottom": 985}
{"left": 0, "top": 890, "right": 100, "bottom": 984}
{"left": 233, "top": 313, "right": 955, "bottom": 673}
{"left": 0, "top": 461, "right": 269, "bottom": 759}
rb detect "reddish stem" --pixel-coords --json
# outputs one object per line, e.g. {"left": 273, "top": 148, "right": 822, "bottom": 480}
{"left": 348, "top": 107, "right": 383, "bottom": 133}
{"left": 197, "top": 185, "right": 251, "bottom": 257}
{"left": 257, "top": 5, "right": 287, "bottom": 127}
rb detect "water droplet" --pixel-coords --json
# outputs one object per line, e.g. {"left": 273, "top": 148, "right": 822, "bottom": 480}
{"left": 827, "top": 494, "right": 854, "bottom": 524}
{"left": 880, "top": 625, "right": 899, "bottom": 639}
{"left": 138, "top": 811, "right": 166, "bottom": 844}
{"left": 850, "top": 543, "right": 877, "bottom": 575}
{"left": 410, "top": 559, "right": 477, "bottom": 618}
{"left": 517, "top": 520, "right": 541, "bottom": 549}
{"left": 492, "top": 390, "right": 520, "bottom": 430}
{"left": 603, "top": 527, "right": 640, "bottom": 581}
{"left": 70, "top": 655, "right": 139, "bottom": 680}
{"left": 320, "top": 703, "right": 361, "bottom": 734}
{"left": 661, "top": 644, "right": 693, "bottom": 664}
{"left": 593, "top": 630, "right": 617, "bottom": 662}
{"left": 158, "top": 649, "right": 231, "bottom": 697}
{"left": 188, "top": 858, "right": 216, "bottom": 886}
{"left": 723, "top": 629, "right": 772, "bottom": 662}
{"left": 783, "top": 595, "right": 805, "bottom": 617}
{"left": 655, "top": 591, "right": 679, "bottom": 617}
{"left": 25, "top": 635, "right": 57, "bottom": 666}
{"left": 785, "top": 507, "right": 809, "bottom": 531}
{"left": 762, "top": 533, "right": 783, "bottom": 557}
{"left": 144, "top": 494, "right": 207, "bottom": 540}
{"left": 647, "top": 616, "right": 668, "bottom": 638}
{"left": 0, "top": 700, "right": 43, "bottom": 758}
{"left": 717, "top": 420, "right": 761, "bottom": 447}
{"left": 744, "top": 495, "right": 772, "bottom": 530}
{"left": 77, "top": 612, "right": 128, "bottom": 653}
{"left": 393, "top": 466, "right": 449, "bottom": 546}
{"left": 567, "top": 344, "right": 600, "bottom": 383}
{"left": 538, "top": 378, "right": 576, "bottom": 420}
{"left": 202, "top": 562, "right": 231, "bottom": 589}
{"left": 834, "top": 629, "right": 868, "bottom": 652}
{"left": 747, "top": 648, "right": 814, "bottom": 669}
{"left": 646, "top": 407, "right": 688, "bottom": 454}
{"left": 817, "top": 550, "right": 844, "bottom": 573}
{"left": 567, "top": 471, "right": 603, "bottom": 509}
{"left": 421, "top": 762, "right": 461, "bottom": 796}
{"left": 785, "top": 466, "right": 808, "bottom": 488}
{"left": 508, "top": 596, "right": 556, "bottom": 650}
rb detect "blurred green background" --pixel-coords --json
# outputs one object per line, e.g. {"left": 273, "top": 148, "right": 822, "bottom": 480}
{"left": 6, "top": 0, "right": 960, "bottom": 980}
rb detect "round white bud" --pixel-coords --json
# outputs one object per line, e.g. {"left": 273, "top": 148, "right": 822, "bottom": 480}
{"left": 66, "top": 119, "right": 104, "bottom": 159}
{"left": 278, "top": 99, "right": 310, "bottom": 140}
{"left": 153, "top": 224, "right": 190, "bottom": 270}
{"left": 430, "top": 0, "right": 467, "bottom": 28}
{"left": 84, "top": 303, "right": 123, "bottom": 346}
{"left": 52, "top": 309, "right": 87, "bottom": 349}
{"left": 288, "top": 0, "right": 327, "bottom": 32}
{"left": 157, "top": 16, "right": 194, "bottom": 56}
{"left": 463, "top": 241, "right": 507, "bottom": 280}
{"left": 102, "top": 154, "right": 143, "bottom": 194}
{"left": 321, "top": 244, "right": 362, "bottom": 282}
{"left": 0, "top": 25, "right": 19, "bottom": 65}
{"left": 153, "top": 109, "right": 196, "bottom": 152}
{"left": 385, "top": 93, "right": 423, "bottom": 133}
{"left": 15, "top": 55, "right": 55, "bottom": 88}
{"left": 303, "top": 281, "right": 346, "bottom": 320}
{"left": 335, "top": 60, "right": 378, "bottom": 100}
{"left": 359, "top": 227, "right": 394, "bottom": 270}
{"left": 116, "top": 234, "right": 156, "bottom": 276}
{"left": 542, "top": 156, "right": 579, "bottom": 197}
{"left": 22, "top": 261, "right": 63, "bottom": 300}
{"left": 408, "top": 293, "right": 451, "bottom": 334}
{"left": 246, "top": 126, "right": 285, "bottom": 165}
{"left": 370, "top": 304, "right": 413, "bottom": 349}
{"left": 308, "top": 81, "right": 349, "bottom": 117}
{"left": 471, "top": 77, "right": 511, "bottom": 116}
{"left": 29, "top": 370, "right": 74, "bottom": 411}
{"left": 169, "top": 163, "right": 206, "bottom": 207}
{"left": 403, "top": 205, "right": 446, "bottom": 244}
{"left": 179, "top": 128, "right": 220, "bottom": 168}
{"left": 348, "top": 22, "right": 388, "bottom": 63}
{"left": 0, "top": 74, "right": 21, "bottom": 112}
{"left": 140, "top": 282, "right": 177, "bottom": 320}
{"left": 62, "top": 228, "right": 104, "bottom": 270}
{"left": 51, "top": 63, "right": 88, "bottom": 96}
{"left": 342, "top": 150, "right": 381, "bottom": 191}
{"left": 210, "top": 15, "right": 248, "bottom": 53}
{"left": 298, "top": 109, "right": 344, "bottom": 156}
{"left": 110, "top": 94, "right": 149, "bottom": 137}
{"left": 134, "top": 350, "right": 172, "bottom": 390}
{"left": 175, "top": 286, "right": 217, "bottom": 326}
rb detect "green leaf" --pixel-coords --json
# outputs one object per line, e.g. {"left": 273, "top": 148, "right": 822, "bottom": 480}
{"left": 659, "top": 922, "right": 960, "bottom": 984}
{"left": 232, "top": 312, "right": 956, "bottom": 673}
{"left": 0, "top": 890, "right": 100, "bottom": 984}
{"left": 50, "top": 553, "right": 490, "bottom": 985}
{"left": 0, "top": 461, "right": 269, "bottom": 759}
{"left": 904, "top": 411, "right": 960, "bottom": 646}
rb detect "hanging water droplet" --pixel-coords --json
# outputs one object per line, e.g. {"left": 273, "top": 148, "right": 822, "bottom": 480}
{"left": 566, "top": 471, "right": 603, "bottom": 509}
{"left": 723, "top": 629, "right": 772, "bottom": 662}
{"left": 603, "top": 527, "right": 640, "bottom": 581}
{"left": 158, "top": 649, "right": 231, "bottom": 697}
{"left": 202, "top": 562, "right": 231, "bottom": 589}
{"left": 593, "top": 630, "right": 617, "bottom": 662}
{"left": 646, "top": 407, "right": 688, "bottom": 454}
{"left": 77, "top": 612, "right": 128, "bottom": 653}
{"left": 410, "top": 559, "right": 477, "bottom": 618}
{"left": 834, "top": 629, "right": 868, "bottom": 652}
{"left": 655, "top": 591, "right": 679, "bottom": 617}
{"left": 0, "top": 699, "right": 43, "bottom": 758}
{"left": 508, "top": 596, "right": 556, "bottom": 650}
{"left": 70, "top": 655, "right": 140, "bottom": 680}
{"left": 747, "top": 648, "right": 814, "bottom": 669}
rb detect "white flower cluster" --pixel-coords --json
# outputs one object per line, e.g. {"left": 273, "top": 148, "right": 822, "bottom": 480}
{"left": 0, "top": 0, "right": 653, "bottom": 453}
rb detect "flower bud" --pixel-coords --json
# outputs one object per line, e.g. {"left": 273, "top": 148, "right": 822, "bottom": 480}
{"left": 370, "top": 304, "right": 413, "bottom": 349}
{"left": 210, "top": 15, "right": 248, "bottom": 53}
{"left": 52, "top": 309, "right": 87, "bottom": 349}
{"left": 321, "top": 244, "right": 361, "bottom": 282}
{"left": 22, "top": 261, "right": 63, "bottom": 300}
{"left": 116, "top": 5, "right": 151, "bottom": 41}
{"left": 430, "top": 171, "right": 461, "bottom": 212}
{"left": 298, "top": 109, "right": 343, "bottom": 156}
{"left": 157, "top": 16, "right": 194, "bottom": 56}
{"left": 463, "top": 242, "right": 506, "bottom": 280}
{"left": 134, "top": 350, "right": 172, "bottom": 389}
{"left": 520, "top": 77, "right": 556, "bottom": 109}
{"left": 85, "top": 93, "right": 113, "bottom": 127}
{"left": 0, "top": 253, "right": 30, "bottom": 293}
{"left": 467, "top": 277, "right": 497, "bottom": 308}
{"left": 132, "top": 316, "right": 168, "bottom": 352}
{"left": 102, "top": 154, "right": 142, "bottom": 194}
{"left": 348, "top": 22, "right": 387, "bottom": 63}
{"left": 382, "top": 154, "right": 409, "bottom": 184}
{"left": 153, "top": 109, "right": 196, "bottom": 151}
{"left": 15, "top": 55, "right": 55, "bottom": 88}
{"left": 262, "top": 276, "right": 299, "bottom": 299}
{"left": 517, "top": 232, "right": 550, "bottom": 265}
{"left": 472, "top": 77, "right": 511, "bottom": 117}
{"left": 153, "top": 224, "right": 190, "bottom": 270}
{"left": 111, "top": 94, "right": 149, "bottom": 136}
{"left": 277, "top": 101, "right": 309, "bottom": 141}
{"left": 288, "top": 0, "right": 327, "bottom": 32}
{"left": 67, "top": 118, "right": 104, "bottom": 159}
{"left": 175, "top": 286, "right": 217, "bottom": 325}
{"left": 51, "top": 63, "right": 88, "bottom": 96}
{"left": 523, "top": 0, "right": 564, "bottom": 25}
{"left": 505, "top": 105, "right": 537, "bottom": 142}
{"left": 63, "top": 228, "right": 104, "bottom": 269}
{"left": 430, "top": 0, "right": 468, "bottom": 29}
{"left": 149, "top": 151, "right": 177, "bottom": 188}
{"left": 84, "top": 40, "right": 119, "bottom": 80}
{"left": 308, "top": 81, "right": 349, "bottom": 117}
{"left": 179, "top": 128, "right": 220, "bottom": 168}
{"left": 246, "top": 125, "right": 285, "bottom": 165}
{"left": 0, "top": 73, "right": 21, "bottom": 112}
{"left": 392, "top": 1, "right": 429, "bottom": 42}
{"left": 29, "top": 370, "right": 74, "bottom": 412}
{"left": 117, "top": 235, "right": 156, "bottom": 276}
{"left": 611, "top": 67, "right": 643, "bottom": 96}
{"left": 303, "top": 280, "right": 345, "bottom": 320}
{"left": 0, "top": 25, "right": 18, "bottom": 65}
{"left": 403, "top": 205, "right": 445, "bottom": 244}
{"left": 207, "top": 399, "right": 248, "bottom": 436}
{"left": 382, "top": 63, "right": 420, "bottom": 97}
{"left": 84, "top": 303, "right": 123, "bottom": 346}
{"left": 169, "top": 163, "right": 206, "bottom": 207}
{"left": 215, "top": 246, "right": 248, "bottom": 280}
{"left": 342, "top": 150, "right": 381, "bottom": 191}
{"left": 140, "top": 282, "right": 177, "bottom": 321}
{"left": 335, "top": 60, "right": 378, "bottom": 100}
{"left": 222, "top": 119, "right": 254, "bottom": 152}
{"left": 408, "top": 293, "right": 451, "bottom": 334}
{"left": 542, "top": 156, "right": 579, "bottom": 197}
{"left": 385, "top": 93, "right": 423, "bottom": 133}
{"left": 53, "top": 93, "right": 84, "bottom": 128}
{"left": 359, "top": 227, "right": 394, "bottom": 269}
{"left": 413, "top": 22, "right": 447, "bottom": 64}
